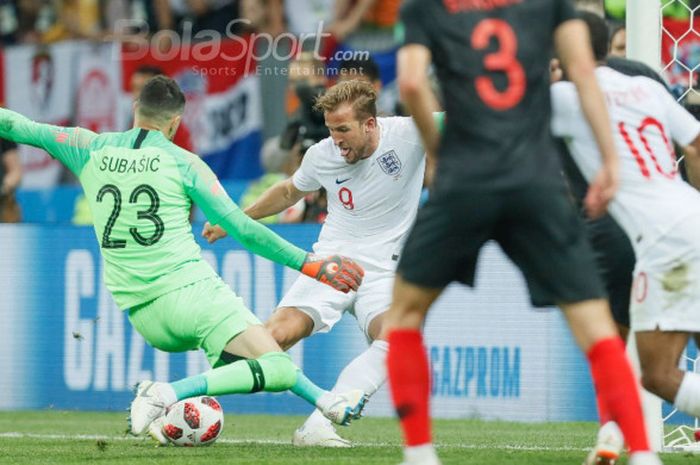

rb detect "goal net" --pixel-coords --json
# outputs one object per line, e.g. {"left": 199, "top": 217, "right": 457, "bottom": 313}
{"left": 627, "top": 0, "right": 700, "bottom": 452}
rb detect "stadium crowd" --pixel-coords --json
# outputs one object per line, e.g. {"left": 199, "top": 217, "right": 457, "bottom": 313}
{"left": 1, "top": 0, "right": 698, "bottom": 225}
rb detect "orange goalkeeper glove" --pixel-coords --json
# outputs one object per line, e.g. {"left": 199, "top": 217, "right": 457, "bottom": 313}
{"left": 300, "top": 254, "right": 364, "bottom": 293}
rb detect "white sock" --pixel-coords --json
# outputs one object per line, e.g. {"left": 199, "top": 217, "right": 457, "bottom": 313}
{"left": 673, "top": 371, "right": 700, "bottom": 418}
{"left": 404, "top": 444, "right": 440, "bottom": 464}
{"left": 628, "top": 451, "right": 661, "bottom": 465}
{"left": 303, "top": 340, "right": 388, "bottom": 430}
{"left": 314, "top": 391, "right": 336, "bottom": 412}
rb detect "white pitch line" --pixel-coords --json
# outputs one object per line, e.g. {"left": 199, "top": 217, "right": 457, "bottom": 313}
{"left": 0, "top": 432, "right": 588, "bottom": 452}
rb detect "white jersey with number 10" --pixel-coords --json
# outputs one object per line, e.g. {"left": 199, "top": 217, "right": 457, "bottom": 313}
{"left": 293, "top": 116, "right": 426, "bottom": 270}
{"left": 551, "top": 67, "right": 700, "bottom": 260}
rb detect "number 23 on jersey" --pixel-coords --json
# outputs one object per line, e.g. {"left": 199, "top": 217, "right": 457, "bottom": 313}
{"left": 97, "top": 184, "right": 165, "bottom": 248}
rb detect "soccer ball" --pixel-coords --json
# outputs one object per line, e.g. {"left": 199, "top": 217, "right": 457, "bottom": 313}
{"left": 161, "top": 396, "right": 224, "bottom": 446}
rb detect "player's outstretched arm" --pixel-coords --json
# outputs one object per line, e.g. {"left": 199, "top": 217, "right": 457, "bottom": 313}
{"left": 220, "top": 208, "right": 364, "bottom": 293}
{"left": 555, "top": 20, "right": 619, "bottom": 219}
{"left": 245, "top": 177, "right": 307, "bottom": 220}
{"left": 0, "top": 108, "right": 96, "bottom": 176}
{"left": 184, "top": 155, "right": 363, "bottom": 292}
{"left": 201, "top": 177, "right": 308, "bottom": 244}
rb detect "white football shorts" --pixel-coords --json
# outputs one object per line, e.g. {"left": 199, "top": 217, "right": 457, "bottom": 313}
{"left": 630, "top": 215, "right": 700, "bottom": 332}
{"left": 277, "top": 264, "right": 394, "bottom": 339}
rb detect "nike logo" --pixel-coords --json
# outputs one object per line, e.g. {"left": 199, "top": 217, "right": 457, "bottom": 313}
{"left": 335, "top": 177, "right": 351, "bottom": 184}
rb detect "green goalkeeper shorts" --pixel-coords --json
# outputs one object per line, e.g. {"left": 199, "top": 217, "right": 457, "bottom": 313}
{"left": 128, "top": 277, "right": 261, "bottom": 366}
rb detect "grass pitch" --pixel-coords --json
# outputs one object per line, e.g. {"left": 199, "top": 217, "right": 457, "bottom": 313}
{"left": 0, "top": 411, "right": 697, "bottom": 464}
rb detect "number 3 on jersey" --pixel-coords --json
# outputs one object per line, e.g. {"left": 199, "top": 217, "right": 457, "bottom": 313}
{"left": 97, "top": 184, "right": 165, "bottom": 248}
{"left": 471, "top": 19, "right": 525, "bottom": 111}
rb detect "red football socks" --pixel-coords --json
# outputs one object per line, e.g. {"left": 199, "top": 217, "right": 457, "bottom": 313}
{"left": 387, "top": 329, "right": 432, "bottom": 447}
{"left": 595, "top": 389, "right": 613, "bottom": 424}
{"left": 587, "top": 337, "right": 650, "bottom": 452}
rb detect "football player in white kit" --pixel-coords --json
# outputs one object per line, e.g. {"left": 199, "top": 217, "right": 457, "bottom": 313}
{"left": 552, "top": 12, "right": 700, "bottom": 465}
{"left": 203, "top": 79, "right": 439, "bottom": 446}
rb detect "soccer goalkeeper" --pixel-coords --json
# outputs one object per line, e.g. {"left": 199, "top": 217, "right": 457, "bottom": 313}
{"left": 0, "top": 75, "right": 366, "bottom": 441}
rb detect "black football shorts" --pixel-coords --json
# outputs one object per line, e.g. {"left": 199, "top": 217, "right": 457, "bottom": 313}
{"left": 398, "top": 181, "right": 606, "bottom": 307}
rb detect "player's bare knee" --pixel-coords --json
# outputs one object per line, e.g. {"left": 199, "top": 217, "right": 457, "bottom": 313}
{"left": 641, "top": 371, "right": 663, "bottom": 396}
{"left": 640, "top": 364, "right": 672, "bottom": 397}
{"left": 367, "top": 312, "right": 386, "bottom": 341}
{"left": 265, "top": 307, "right": 312, "bottom": 350}
{"left": 265, "top": 322, "right": 296, "bottom": 350}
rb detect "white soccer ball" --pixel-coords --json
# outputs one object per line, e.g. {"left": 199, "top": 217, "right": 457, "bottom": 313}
{"left": 161, "top": 396, "right": 224, "bottom": 446}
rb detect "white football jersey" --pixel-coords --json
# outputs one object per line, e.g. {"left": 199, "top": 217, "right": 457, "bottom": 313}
{"left": 551, "top": 67, "right": 700, "bottom": 259}
{"left": 293, "top": 116, "right": 426, "bottom": 269}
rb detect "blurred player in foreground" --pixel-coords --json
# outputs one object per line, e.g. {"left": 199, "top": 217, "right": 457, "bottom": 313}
{"left": 0, "top": 75, "right": 367, "bottom": 442}
{"left": 203, "top": 79, "right": 438, "bottom": 446}
{"left": 385, "top": 1, "right": 661, "bottom": 465}
{"left": 552, "top": 11, "right": 700, "bottom": 465}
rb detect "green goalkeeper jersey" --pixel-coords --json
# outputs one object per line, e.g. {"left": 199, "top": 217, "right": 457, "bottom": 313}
{"left": 0, "top": 109, "right": 307, "bottom": 309}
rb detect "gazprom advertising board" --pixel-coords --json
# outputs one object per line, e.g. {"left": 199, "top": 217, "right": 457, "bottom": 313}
{"left": 0, "top": 224, "right": 595, "bottom": 421}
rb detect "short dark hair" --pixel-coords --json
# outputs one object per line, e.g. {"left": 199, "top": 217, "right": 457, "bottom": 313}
{"left": 136, "top": 75, "right": 185, "bottom": 122}
{"left": 578, "top": 10, "right": 609, "bottom": 61}
{"left": 339, "top": 56, "right": 380, "bottom": 82}
{"left": 134, "top": 65, "right": 165, "bottom": 78}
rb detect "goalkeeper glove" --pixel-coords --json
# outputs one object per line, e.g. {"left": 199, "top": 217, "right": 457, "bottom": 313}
{"left": 300, "top": 254, "right": 364, "bottom": 293}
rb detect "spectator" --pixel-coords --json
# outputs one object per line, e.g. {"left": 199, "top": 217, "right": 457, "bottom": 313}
{"left": 0, "top": 137, "right": 22, "bottom": 223}
{"left": 280, "top": 53, "right": 330, "bottom": 224}
{"left": 337, "top": 56, "right": 405, "bottom": 116}
{"left": 609, "top": 24, "right": 626, "bottom": 58}
{"left": 152, "top": 0, "right": 239, "bottom": 37}
{"left": 240, "top": 136, "right": 305, "bottom": 223}
{"left": 285, "top": 52, "right": 328, "bottom": 117}
{"left": 326, "top": 0, "right": 378, "bottom": 43}
{"left": 283, "top": 0, "right": 334, "bottom": 38}
{"left": 337, "top": 56, "right": 381, "bottom": 92}
{"left": 0, "top": 0, "right": 19, "bottom": 44}
{"left": 130, "top": 65, "right": 167, "bottom": 101}
{"left": 14, "top": 0, "right": 50, "bottom": 43}
{"left": 300, "top": 187, "right": 327, "bottom": 223}
{"left": 42, "top": 0, "right": 101, "bottom": 42}
{"left": 239, "top": 0, "right": 284, "bottom": 36}
{"left": 281, "top": 52, "right": 329, "bottom": 151}
{"left": 102, "top": 0, "right": 133, "bottom": 35}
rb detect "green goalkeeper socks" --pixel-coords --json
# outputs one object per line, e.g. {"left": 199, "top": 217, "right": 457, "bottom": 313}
{"left": 290, "top": 370, "right": 326, "bottom": 407}
{"left": 170, "top": 351, "right": 330, "bottom": 410}
{"left": 204, "top": 351, "right": 298, "bottom": 395}
{"left": 171, "top": 374, "right": 208, "bottom": 401}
